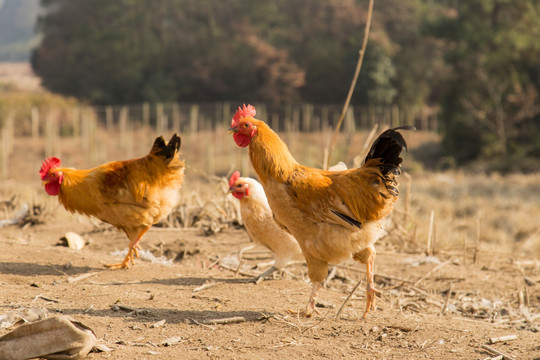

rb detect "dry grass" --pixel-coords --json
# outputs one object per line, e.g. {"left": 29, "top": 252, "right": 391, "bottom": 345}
{"left": 1, "top": 123, "right": 538, "bottom": 262}
{"left": 391, "top": 171, "right": 540, "bottom": 258}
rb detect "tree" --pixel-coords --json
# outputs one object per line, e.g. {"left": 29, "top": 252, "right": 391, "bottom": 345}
{"left": 433, "top": 0, "right": 540, "bottom": 171}
{"left": 32, "top": 0, "right": 306, "bottom": 104}
{"left": 33, "top": 0, "right": 417, "bottom": 106}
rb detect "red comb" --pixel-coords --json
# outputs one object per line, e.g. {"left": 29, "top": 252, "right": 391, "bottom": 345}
{"left": 231, "top": 104, "right": 256, "bottom": 128}
{"left": 40, "top": 156, "right": 61, "bottom": 180}
{"left": 229, "top": 171, "right": 241, "bottom": 188}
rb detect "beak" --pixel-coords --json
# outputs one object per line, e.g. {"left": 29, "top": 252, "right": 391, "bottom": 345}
{"left": 228, "top": 128, "right": 237, "bottom": 134}
{"left": 42, "top": 180, "right": 49, "bottom": 186}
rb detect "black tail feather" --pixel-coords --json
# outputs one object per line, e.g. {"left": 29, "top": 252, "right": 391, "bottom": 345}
{"left": 363, "top": 126, "right": 414, "bottom": 174}
{"left": 150, "top": 133, "right": 182, "bottom": 161}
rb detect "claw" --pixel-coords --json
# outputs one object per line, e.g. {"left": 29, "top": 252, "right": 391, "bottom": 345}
{"left": 287, "top": 306, "right": 321, "bottom": 317}
{"left": 363, "top": 284, "right": 381, "bottom": 318}
{"left": 105, "top": 245, "right": 140, "bottom": 270}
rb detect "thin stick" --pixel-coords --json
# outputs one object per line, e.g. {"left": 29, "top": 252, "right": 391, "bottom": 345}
{"left": 440, "top": 282, "right": 453, "bottom": 315}
{"left": 489, "top": 335, "right": 517, "bottom": 344}
{"left": 202, "top": 316, "right": 245, "bottom": 325}
{"left": 413, "top": 260, "right": 451, "bottom": 287}
{"left": 335, "top": 278, "right": 363, "bottom": 319}
{"left": 353, "top": 124, "right": 379, "bottom": 168}
{"left": 192, "top": 281, "right": 218, "bottom": 293}
{"left": 235, "top": 258, "right": 246, "bottom": 276}
{"left": 403, "top": 172, "right": 412, "bottom": 220}
{"left": 426, "top": 210, "right": 435, "bottom": 256}
{"left": 480, "top": 344, "right": 516, "bottom": 360}
{"left": 33, "top": 294, "right": 60, "bottom": 303}
{"left": 67, "top": 271, "right": 100, "bottom": 283}
{"left": 474, "top": 214, "right": 481, "bottom": 264}
{"left": 332, "top": 263, "right": 414, "bottom": 283}
{"left": 218, "top": 261, "right": 258, "bottom": 278}
{"left": 325, "top": 0, "right": 374, "bottom": 169}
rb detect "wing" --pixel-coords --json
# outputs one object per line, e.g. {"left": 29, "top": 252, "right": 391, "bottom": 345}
{"left": 284, "top": 164, "right": 395, "bottom": 230}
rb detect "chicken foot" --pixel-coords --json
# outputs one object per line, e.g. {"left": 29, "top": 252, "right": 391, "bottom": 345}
{"left": 105, "top": 228, "right": 148, "bottom": 270}
{"left": 354, "top": 245, "right": 380, "bottom": 319}
{"left": 288, "top": 281, "right": 322, "bottom": 317}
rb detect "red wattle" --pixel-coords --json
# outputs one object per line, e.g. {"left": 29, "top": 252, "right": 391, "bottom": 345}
{"left": 232, "top": 191, "right": 245, "bottom": 199}
{"left": 233, "top": 133, "right": 252, "bottom": 147}
{"left": 45, "top": 181, "right": 60, "bottom": 196}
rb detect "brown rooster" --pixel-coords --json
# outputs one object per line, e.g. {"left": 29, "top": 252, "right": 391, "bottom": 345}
{"left": 229, "top": 104, "right": 412, "bottom": 318}
{"left": 40, "top": 134, "right": 185, "bottom": 269}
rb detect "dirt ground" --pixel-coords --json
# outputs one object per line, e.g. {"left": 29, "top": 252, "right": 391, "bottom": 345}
{"left": 0, "top": 129, "right": 538, "bottom": 359}
{"left": 1, "top": 204, "right": 539, "bottom": 360}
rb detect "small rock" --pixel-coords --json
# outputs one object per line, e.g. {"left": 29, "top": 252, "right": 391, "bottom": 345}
{"left": 62, "top": 232, "right": 86, "bottom": 250}
{"left": 161, "top": 336, "right": 182, "bottom": 346}
{"left": 151, "top": 319, "right": 166, "bottom": 328}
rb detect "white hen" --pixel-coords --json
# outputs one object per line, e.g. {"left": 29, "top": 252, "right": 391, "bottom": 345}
{"left": 228, "top": 171, "right": 304, "bottom": 283}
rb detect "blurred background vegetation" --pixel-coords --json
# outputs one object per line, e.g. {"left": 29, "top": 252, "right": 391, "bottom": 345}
{"left": 1, "top": 0, "right": 539, "bottom": 172}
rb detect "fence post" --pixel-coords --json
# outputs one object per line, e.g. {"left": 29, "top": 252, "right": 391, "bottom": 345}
{"left": 72, "top": 107, "right": 80, "bottom": 139}
{"left": 156, "top": 103, "right": 164, "bottom": 134}
{"left": 303, "top": 103, "right": 313, "bottom": 132}
{"left": 189, "top": 104, "right": 199, "bottom": 133}
{"left": 106, "top": 106, "right": 114, "bottom": 132}
{"left": 142, "top": 102, "right": 150, "bottom": 129}
{"left": 172, "top": 103, "right": 181, "bottom": 131}
{"left": 392, "top": 105, "right": 400, "bottom": 128}
{"left": 31, "top": 106, "right": 40, "bottom": 140}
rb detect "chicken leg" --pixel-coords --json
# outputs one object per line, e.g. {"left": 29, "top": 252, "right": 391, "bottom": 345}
{"left": 105, "top": 228, "right": 149, "bottom": 270}
{"left": 354, "top": 245, "right": 380, "bottom": 318}
{"left": 304, "top": 281, "right": 322, "bottom": 317}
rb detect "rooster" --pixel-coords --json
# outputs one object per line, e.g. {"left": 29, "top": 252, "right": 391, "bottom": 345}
{"left": 229, "top": 104, "right": 412, "bottom": 318}
{"left": 228, "top": 171, "right": 304, "bottom": 283}
{"left": 40, "top": 134, "right": 185, "bottom": 269}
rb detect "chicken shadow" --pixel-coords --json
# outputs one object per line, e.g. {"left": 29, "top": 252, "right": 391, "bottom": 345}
{"left": 0, "top": 262, "right": 97, "bottom": 276}
{"left": 60, "top": 307, "right": 268, "bottom": 324}
{"left": 141, "top": 276, "right": 259, "bottom": 287}
{"left": 140, "top": 277, "right": 264, "bottom": 286}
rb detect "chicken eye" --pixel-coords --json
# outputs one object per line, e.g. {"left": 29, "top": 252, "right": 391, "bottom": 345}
{"left": 244, "top": 123, "right": 249, "bottom": 128}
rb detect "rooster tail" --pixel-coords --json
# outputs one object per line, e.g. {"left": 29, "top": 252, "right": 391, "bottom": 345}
{"left": 363, "top": 126, "right": 414, "bottom": 195}
{"left": 149, "top": 134, "right": 182, "bottom": 163}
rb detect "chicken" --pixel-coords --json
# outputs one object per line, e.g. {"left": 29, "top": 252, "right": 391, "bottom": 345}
{"left": 40, "top": 134, "right": 185, "bottom": 269}
{"left": 229, "top": 104, "right": 412, "bottom": 318}
{"left": 228, "top": 171, "right": 304, "bottom": 283}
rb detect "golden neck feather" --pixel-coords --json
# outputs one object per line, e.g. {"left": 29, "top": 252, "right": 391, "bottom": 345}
{"left": 248, "top": 120, "right": 299, "bottom": 184}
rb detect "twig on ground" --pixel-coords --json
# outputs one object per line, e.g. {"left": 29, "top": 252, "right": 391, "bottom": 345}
{"left": 190, "top": 318, "right": 216, "bottom": 331}
{"left": 111, "top": 303, "right": 148, "bottom": 316}
{"left": 332, "top": 263, "right": 413, "bottom": 284}
{"left": 217, "top": 261, "right": 258, "bottom": 278}
{"left": 235, "top": 258, "right": 246, "bottom": 276}
{"left": 335, "top": 278, "right": 364, "bottom": 319}
{"left": 192, "top": 281, "right": 218, "bottom": 293}
{"left": 67, "top": 271, "right": 100, "bottom": 283}
{"left": 302, "top": 307, "right": 333, "bottom": 334}
{"left": 413, "top": 260, "right": 451, "bottom": 287}
{"left": 33, "top": 294, "right": 60, "bottom": 303}
{"left": 489, "top": 335, "right": 517, "bottom": 344}
{"left": 202, "top": 316, "right": 245, "bottom": 325}
{"left": 89, "top": 280, "right": 141, "bottom": 285}
{"left": 441, "top": 282, "right": 453, "bottom": 315}
{"left": 481, "top": 344, "right": 516, "bottom": 360}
